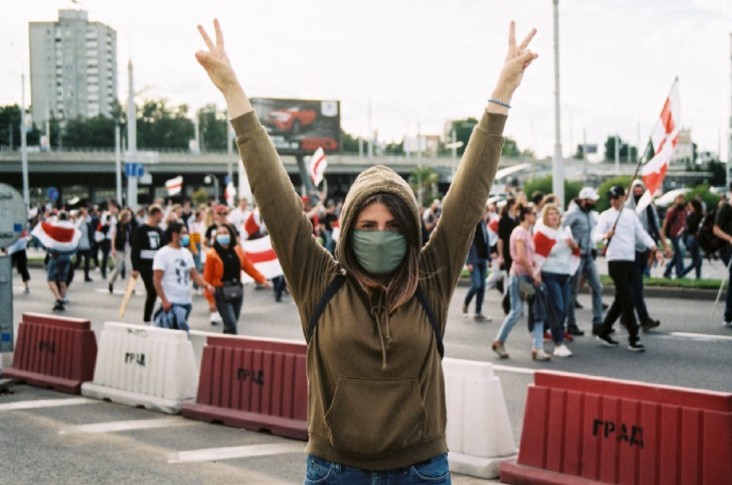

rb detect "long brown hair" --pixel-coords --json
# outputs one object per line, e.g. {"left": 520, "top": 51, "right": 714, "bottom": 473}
{"left": 341, "top": 193, "right": 420, "bottom": 313}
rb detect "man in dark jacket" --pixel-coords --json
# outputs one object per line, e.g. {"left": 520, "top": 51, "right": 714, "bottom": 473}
{"left": 462, "top": 210, "right": 492, "bottom": 321}
{"left": 131, "top": 205, "right": 164, "bottom": 322}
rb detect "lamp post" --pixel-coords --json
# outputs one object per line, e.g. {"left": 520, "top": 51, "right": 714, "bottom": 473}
{"left": 552, "top": 0, "right": 565, "bottom": 206}
{"left": 10, "top": 43, "right": 29, "bottom": 206}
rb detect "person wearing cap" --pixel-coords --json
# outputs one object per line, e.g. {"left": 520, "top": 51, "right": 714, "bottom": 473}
{"left": 592, "top": 185, "right": 658, "bottom": 351}
{"left": 562, "top": 186, "right": 603, "bottom": 335}
{"left": 625, "top": 179, "right": 669, "bottom": 331}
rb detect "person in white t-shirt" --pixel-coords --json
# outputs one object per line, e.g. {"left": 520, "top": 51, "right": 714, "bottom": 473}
{"left": 227, "top": 197, "right": 252, "bottom": 235}
{"left": 153, "top": 221, "right": 214, "bottom": 330}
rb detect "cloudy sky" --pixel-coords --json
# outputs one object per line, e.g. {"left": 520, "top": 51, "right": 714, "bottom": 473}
{"left": 1, "top": 0, "right": 730, "bottom": 160}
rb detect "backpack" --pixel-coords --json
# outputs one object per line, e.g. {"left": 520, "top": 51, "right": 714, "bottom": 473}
{"left": 307, "top": 274, "right": 444, "bottom": 359}
{"left": 696, "top": 205, "right": 726, "bottom": 258}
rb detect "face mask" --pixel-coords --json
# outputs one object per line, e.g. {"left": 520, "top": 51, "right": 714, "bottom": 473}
{"left": 180, "top": 235, "right": 190, "bottom": 247}
{"left": 216, "top": 235, "right": 231, "bottom": 246}
{"left": 352, "top": 230, "right": 407, "bottom": 275}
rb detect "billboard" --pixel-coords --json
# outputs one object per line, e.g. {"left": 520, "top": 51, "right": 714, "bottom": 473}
{"left": 251, "top": 98, "right": 341, "bottom": 156}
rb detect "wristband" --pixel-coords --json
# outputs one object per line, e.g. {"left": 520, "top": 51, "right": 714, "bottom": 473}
{"left": 487, "top": 98, "right": 511, "bottom": 109}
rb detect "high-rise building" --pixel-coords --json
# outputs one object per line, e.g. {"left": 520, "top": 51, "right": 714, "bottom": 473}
{"left": 29, "top": 9, "right": 117, "bottom": 125}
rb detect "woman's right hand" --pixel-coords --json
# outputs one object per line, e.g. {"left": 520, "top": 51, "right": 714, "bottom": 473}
{"left": 195, "top": 19, "right": 240, "bottom": 95}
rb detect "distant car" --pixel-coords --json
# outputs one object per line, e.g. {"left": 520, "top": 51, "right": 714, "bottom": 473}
{"left": 266, "top": 107, "right": 316, "bottom": 134}
{"left": 301, "top": 137, "right": 339, "bottom": 152}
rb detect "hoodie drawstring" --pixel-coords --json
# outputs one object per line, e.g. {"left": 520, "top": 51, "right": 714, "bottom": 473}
{"left": 370, "top": 294, "right": 391, "bottom": 370}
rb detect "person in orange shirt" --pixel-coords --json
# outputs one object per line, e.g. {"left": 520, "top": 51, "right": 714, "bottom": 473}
{"left": 203, "top": 222, "right": 270, "bottom": 334}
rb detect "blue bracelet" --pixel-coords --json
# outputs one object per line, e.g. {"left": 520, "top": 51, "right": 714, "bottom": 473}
{"left": 487, "top": 98, "right": 511, "bottom": 109}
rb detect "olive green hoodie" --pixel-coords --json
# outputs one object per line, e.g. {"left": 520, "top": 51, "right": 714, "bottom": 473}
{"left": 231, "top": 109, "right": 505, "bottom": 470}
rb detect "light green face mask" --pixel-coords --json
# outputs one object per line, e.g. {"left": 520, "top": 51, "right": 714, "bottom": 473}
{"left": 352, "top": 229, "right": 407, "bottom": 275}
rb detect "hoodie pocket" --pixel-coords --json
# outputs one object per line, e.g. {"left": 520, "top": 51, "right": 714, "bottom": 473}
{"left": 324, "top": 376, "right": 426, "bottom": 458}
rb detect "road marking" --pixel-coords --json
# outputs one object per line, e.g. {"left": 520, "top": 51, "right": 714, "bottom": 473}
{"left": 59, "top": 418, "right": 194, "bottom": 435}
{"left": 0, "top": 397, "right": 98, "bottom": 412}
{"left": 95, "top": 288, "right": 139, "bottom": 296}
{"left": 669, "top": 332, "right": 732, "bottom": 342}
{"left": 168, "top": 442, "right": 304, "bottom": 464}
{"left": 493, "top": 365, "right": 536, "bottom": 375}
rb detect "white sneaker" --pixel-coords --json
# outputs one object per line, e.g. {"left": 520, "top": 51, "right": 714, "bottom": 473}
{"left": 553, "top": 344, "right": 573, "bottom": 358}
{"left": 210, "top": 311, "right": 223, "bottom": 325}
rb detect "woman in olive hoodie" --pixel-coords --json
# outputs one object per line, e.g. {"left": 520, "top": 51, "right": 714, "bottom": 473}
{"left": 196, "top": 19, "right": 537, "bottom": 482}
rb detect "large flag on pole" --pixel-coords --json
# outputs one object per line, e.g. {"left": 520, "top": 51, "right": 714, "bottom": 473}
{"left": 635, "top": 78, "right": 681, "bottom": 213}
{"left": 308, "top": 147, "right": 327, "bottom": 186}
{"left": 165, "top": 176, "right": 183, "bottom": 196}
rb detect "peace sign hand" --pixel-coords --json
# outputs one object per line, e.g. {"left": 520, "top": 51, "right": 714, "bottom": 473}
{"left": 491, "top": 21, "right": 538, "bottom": 104}
{"left": 195, "top": 19, "right": 240, "bottom": 96}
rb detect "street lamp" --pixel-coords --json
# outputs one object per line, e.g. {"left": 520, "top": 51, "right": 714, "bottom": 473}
{"left": 9, "top": 42, "right": 29, "bottom": 206}
{"left": 552, "top": 0, "right": 565, "bottom": 207}
{"left": 204, "top": 174, "right": 219, "bottom": 203}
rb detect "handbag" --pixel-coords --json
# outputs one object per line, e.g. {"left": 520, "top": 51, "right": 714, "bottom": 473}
{"left": 517, "top": 277, "right": 536, "bottom": 301}
{"left": 221, "top": 281, "right": 243, "bottom": 301}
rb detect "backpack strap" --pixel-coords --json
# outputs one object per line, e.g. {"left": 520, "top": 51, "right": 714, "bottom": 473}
{"left": 414, "top": 285, "right": 445, "bottom": 359}
{"left": 307, "top": 276, "right": 445, "bottom": 359}
{"left": 307, "top": 274, "right": 346, "bottom": 343}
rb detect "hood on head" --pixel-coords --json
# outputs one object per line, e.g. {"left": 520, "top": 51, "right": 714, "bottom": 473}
{"left": 335, "top": 165, "right": 421, "bottom": 272}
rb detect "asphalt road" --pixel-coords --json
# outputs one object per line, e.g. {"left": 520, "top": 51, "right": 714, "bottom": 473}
{"left": 1, "top": 265, "right": 731, "bottom": 484}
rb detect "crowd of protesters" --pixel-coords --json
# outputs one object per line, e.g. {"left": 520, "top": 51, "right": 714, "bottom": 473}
{"left": 3, "top": 178, "right": 726, "bottom": 347}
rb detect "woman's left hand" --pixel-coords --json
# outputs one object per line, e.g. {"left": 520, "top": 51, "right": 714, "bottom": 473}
{"left": 490, "top": 21, "right": 538, "bottom": 106}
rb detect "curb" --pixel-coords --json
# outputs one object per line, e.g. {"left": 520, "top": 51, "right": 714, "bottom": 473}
{"left": 456, "top": 278, "right": 720, "bottom": 301}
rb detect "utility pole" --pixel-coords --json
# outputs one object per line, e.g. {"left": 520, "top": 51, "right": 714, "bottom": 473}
{"left": 126, "top": 60, "right": 137, "bottom": 209}
{"left": 552, "top": 0, "right": 564, "bottom": 206}
{"left": 20, "top": 72, "right": 29, "bottom": 206}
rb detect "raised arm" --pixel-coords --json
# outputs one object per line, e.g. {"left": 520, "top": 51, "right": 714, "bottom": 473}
{"left": 195, "top": 19, "right": 252, "bottom": 119}
{"left": 422, "top": 22, "right": 537, "bottom": 297}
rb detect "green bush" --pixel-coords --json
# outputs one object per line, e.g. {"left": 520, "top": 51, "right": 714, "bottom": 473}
{"left": 687, "top": 183, "right": 721, "bottom": 210}
{"left": 523, "top": 176, "right": 583, "bottom": 209}
{"left": 596, "top": 176, "right": 633, "bottom": 212}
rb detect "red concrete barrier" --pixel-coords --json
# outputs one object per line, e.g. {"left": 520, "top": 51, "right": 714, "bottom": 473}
{"left": 181, "top": 335, "right": 308, "bottom": 440}
{"left": 500, "top": 371, "right": 732, "bottom": 485}
{"left": 1, "top": 313, "right": 97, "bottom": 394}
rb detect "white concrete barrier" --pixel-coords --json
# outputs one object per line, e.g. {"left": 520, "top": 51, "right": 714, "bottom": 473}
{"left": 81, "top": 322, "right": 197, "bottom": 414}
{"left": 444, "top": 357, "right": 517, "bottom": 479}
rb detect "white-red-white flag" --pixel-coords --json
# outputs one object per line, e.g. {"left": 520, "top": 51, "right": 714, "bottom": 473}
{"left": 240, "top": 235, "right": 282, "bottom": 282}
{"left": 243, "top": 208, "right": 266, "bottom": 240}
{"left": 31, "top": 219, "right": 81, "bottom": 253}
{"left": 533, "top": 225, "right": 580, "bottom": 276}
{"left": 165, "top": 176, "right": 183, "bottom": 196}
{"left": 224, "top": 181, "right": 236, "bottom": 207}
{"left": 636, "top": 78, "right": 681, "bottom": 213}
{"left": 308, "top": 147, "right": 327, "bottom": 186}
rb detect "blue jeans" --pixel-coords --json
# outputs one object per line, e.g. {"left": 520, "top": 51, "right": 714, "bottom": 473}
{"left": 214, "top": 288, "right": 243, "bottom": 335}
{"left": 464, "top": 259, "right": 487, "bottom": 314}
{"left": 566, "top": 256, "right": 603, "bottom": 326}
{"left": 304, "top": 453, "right": 450, "bottom": 485}
{"left": 664, "top": 235, "right": 685, "bottom": 277}
{"left": 496, "top": 274, "right": 528, "bottom": 344}
{"left": 680, "top": 234, "right": 702, "bottom": 279}
{"left": 722, "top": 248, "right": 732, "bottom": 322}
{"left": 542, "top": 272, "right": 570, "bottom": 344}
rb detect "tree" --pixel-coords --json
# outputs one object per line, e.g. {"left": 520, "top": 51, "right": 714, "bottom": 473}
{"left": 137, "top": 99, "right": 194, "bottom": 150}
{"left": 448, "top": 118, "right": 478, "bottom": 155}
{"left": 62, "top": 115, "right": 117, "bottom": 148}
{"left": 383, "top": 140, "right": 405, "bottom": 155}
{"left": 502, "top": 137, "right": 521, "bottom": 157}
{"left": 340, "top": 129, "right": 368, "bottom": 154}
{"left": 197, "top": 104, "right": 228, "bottom": 151}
{"left": 408, "top": 165, "right": 440, "bottom": 207}
{"left": 0, "top": 104, "right": 41, "bottom": 148}
{"left": 604, "top": 136, "right": 638, "bottom": 162}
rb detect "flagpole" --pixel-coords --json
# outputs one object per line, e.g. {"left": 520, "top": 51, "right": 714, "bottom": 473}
{"left": 606, "top": 77, "right": 679, "bottom": 246}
